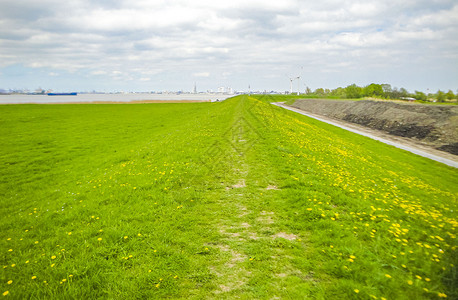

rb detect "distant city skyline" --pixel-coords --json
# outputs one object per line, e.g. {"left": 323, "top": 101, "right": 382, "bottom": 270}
{"left": 1, "top": 0, "right": 457, "bottom": 93}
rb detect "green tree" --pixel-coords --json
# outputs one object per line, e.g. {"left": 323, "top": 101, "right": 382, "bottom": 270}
{"left": 345, "top": 84, "right": 363, "bottom": 99}
{"left": 436, "top": 90, "right": 445, "bottom": 102}
{"left": 414, "top": 91, "right": 427, "bottom": 101}
{"left": 314, "top": 88, "right": 325, "bottom": 96}
{"left": 381, "top": 84, "right": 392, "bottom": 98}
{"left": 330, "top": 87, "right": 346, "bottom": 98}
{"left": 363, "top": 83, "right": 384, "bottom": 97}
{"left": 399, "top": 88, "right": 409, "bottom": 98}
{"left": 445, "top": 90, "right": 455, "bottom": 100}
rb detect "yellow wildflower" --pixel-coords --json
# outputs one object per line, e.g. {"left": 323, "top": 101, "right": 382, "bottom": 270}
{"left": 438, "top": 293, "right": 447, "bottom": 298}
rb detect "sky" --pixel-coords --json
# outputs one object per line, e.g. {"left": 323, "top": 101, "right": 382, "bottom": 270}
{"left": 0, "top": 0, "right": 457, "bottom": 93}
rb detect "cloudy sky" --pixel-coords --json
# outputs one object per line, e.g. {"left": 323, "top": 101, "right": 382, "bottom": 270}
{"left": 1, "top": 0, "right": 457, "bottom": 93}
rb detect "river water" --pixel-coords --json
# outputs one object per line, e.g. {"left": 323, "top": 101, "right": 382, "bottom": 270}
{"left": 0, "top": 93, "right": 235, "bottom": 104}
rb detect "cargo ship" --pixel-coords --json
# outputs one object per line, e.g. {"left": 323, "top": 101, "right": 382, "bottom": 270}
{"left": 47, "top": 92, "right": 77, "bottom": 96}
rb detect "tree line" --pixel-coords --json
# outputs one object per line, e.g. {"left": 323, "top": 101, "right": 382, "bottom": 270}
{"left": 304, "top": 83, "right": 456, "bottom": 102}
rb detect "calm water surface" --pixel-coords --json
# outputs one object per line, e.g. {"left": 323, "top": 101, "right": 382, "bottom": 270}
{"left": 0, "top": 93, "right": 235, "bottom": 104}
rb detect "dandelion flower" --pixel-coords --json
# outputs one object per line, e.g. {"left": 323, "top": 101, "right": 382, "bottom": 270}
{"left": 68, "top": 232, "right": 72, "bottom": 235}
{"left": 3, "top": 291, "right": 9, "bottom": 296}
{"left": 425, "top": 278, "right": 431, "bottom": 282}
{"left": 7, "top": 281, "right": 12, "bottom": 285}
{"left": 31, "top": 276, "right": 36, "bottom": 280}
{"left": 407, "top": 280, "right": 413, "bottom": 285}
{"left": 98, "top": 238, "right": 102, "bottom": 241}
{"left": 124, "top": 236, "right": 128, "bottom": 239}
{"left": 438, "top": 293, "right": 447, "bottom": 298}
{"left": 385, "top": 274, "right": 392, "bottom": 279}
{"left": 10, "top": 264, "right": 15, "bottom": 268}
{"left": 354, "top": 289, "right": 359, "bottom": 293}
{"left": 51, "top": 256, "right": 56, "bottom": 260}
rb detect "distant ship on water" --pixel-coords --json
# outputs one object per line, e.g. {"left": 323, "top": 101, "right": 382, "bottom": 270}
{"left": 47, "top": 92, "right": 77, "bottom": 96}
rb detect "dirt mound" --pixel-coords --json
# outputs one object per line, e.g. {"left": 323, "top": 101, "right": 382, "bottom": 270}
{"left": 290, "top": 99, "right": 458, "bottom": 155}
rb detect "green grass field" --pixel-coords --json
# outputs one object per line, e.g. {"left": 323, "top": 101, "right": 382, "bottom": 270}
{"left": 1, "top": 95, "right": 457, "bottom": 299}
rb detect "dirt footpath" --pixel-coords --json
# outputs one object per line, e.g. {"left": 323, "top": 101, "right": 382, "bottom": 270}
{"left": 290, "top": 99, "right": 458, "bottom": 156}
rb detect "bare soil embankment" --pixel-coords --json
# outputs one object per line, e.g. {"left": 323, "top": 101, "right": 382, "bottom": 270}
{"left": 290, "top": 99, "right": 458, "bottom": 156}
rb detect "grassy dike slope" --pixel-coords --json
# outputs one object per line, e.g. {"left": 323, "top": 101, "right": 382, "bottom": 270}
{"left": 0, "top": 95, "right": 457, "bottom": 299}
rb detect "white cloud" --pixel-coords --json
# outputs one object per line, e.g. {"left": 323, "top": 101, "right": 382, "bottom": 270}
{"left": 193, "top": 72, "right": 210, "bottom": 77}
{"left": 91, "top": 70, "right": 108, "bottom": 75}
{"left": 0, "top": 0, "right": 457, "bottom": 91}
